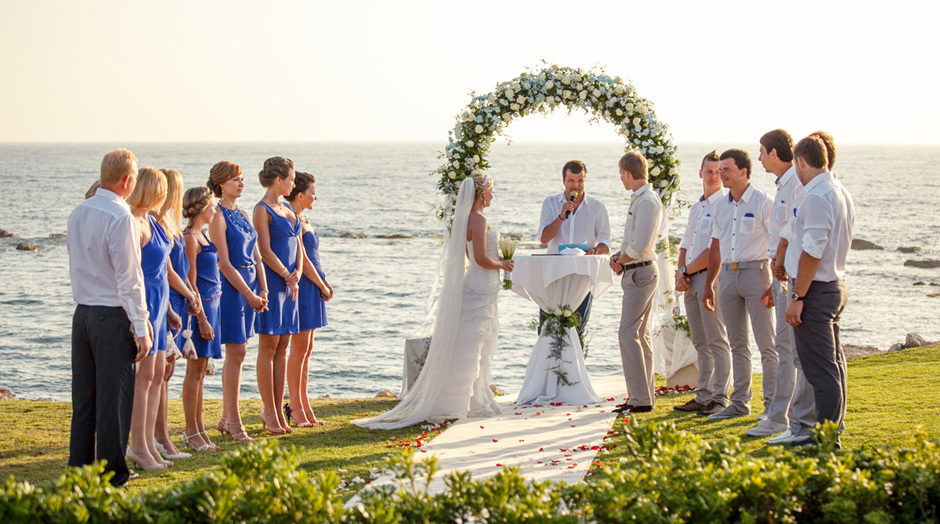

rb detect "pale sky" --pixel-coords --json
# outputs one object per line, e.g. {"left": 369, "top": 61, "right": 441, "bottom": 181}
{"left": 1, "top": 0, "right": 937, "bottom": 144}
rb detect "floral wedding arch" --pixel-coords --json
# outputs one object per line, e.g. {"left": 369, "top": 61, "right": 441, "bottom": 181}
{"left": 429, "top": 64, "right": 697, "bottom": 384}
{"left": 434, "top": 64, "right": 681, "bottom": 222}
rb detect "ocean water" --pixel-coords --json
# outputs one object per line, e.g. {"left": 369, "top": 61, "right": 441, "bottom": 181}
{"left": 1, "top": 142, "right": 938, "bottom": 401}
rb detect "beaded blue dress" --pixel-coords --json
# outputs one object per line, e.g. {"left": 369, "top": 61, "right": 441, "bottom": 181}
{"left": 255, "top": 201, "right": 302, "bottom": 335}
{"left": 141, "top": 214, "right": 171, "bottom": 354}
{"left": 219, "top": 206, "right": 259, "bottom": 345}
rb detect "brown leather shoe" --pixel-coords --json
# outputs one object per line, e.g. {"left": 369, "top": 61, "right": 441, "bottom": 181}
{"left": 696, "top": 402, "right": 724, "bottom": 417}
{"left": 674, "top": 399, "right": 707, "bottom": 412}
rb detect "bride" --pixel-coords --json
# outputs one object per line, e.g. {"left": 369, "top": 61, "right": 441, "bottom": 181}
{"left": 353, "top": 172, "right": 514, "bottom": 430}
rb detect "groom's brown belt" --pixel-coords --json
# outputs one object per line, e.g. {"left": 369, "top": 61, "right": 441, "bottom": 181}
{"left": 621, "top": 260, "right": 653, "bottom": 271}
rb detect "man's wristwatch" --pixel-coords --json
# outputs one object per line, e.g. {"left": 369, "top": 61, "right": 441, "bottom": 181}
{"left": 790, "top": 292, "right": 805, "bottom": 302}
{"left": 679, "top": 266, "right": 689, "bottom": 278}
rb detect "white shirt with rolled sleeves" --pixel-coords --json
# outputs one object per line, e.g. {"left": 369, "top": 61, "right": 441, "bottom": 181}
{"left": 537, "top": 192, "right": 611, "bottom": 254}
{"left": 620, "top": 183, "right": 662, "bottom": 262}
{"left": 679, "top": 188, "right": 726, "bottom": 264}
{"left": 783, "top": 172, "right": 855, "bottom": 282}
{"left": 67, "top": 188, "right": 150, "bottom": 337}
{"left": 711, "top": 183, "right": 773, "bottom": 264}
{"left": 768, "top": 166, "right": 804, "bottom": 258}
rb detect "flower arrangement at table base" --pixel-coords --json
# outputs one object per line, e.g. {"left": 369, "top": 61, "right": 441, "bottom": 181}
{"left": 539, "top": 305, "right": 583, "bottom": 387}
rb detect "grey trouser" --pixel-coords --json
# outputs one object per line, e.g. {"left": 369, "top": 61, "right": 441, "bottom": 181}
{"left": 785, "top": 278, "right": 818, "bottom": 435}
{"left": 764, "top": 278, "right": 798, "bottom": 424}
{"left": 683, "top": 272, "right": 731, "bottom": 406}
{"left": 718, "top": 260, "right": 778, "bottom": 411}
{"left": 618, "top": 264, "right": 658, "bottom": 407}
{"left": 791, "top": 279, "right": 848, "bottom": 429}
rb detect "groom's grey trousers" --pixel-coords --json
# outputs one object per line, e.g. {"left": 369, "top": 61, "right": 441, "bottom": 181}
{"left": 683, "top": 272, "right": 732, "bottom": 407}
{"left": 718, "top": 260, "right": 778, "bottom": 412}
{"left": 618, "top": 264, "right": 658, "bottom": 407}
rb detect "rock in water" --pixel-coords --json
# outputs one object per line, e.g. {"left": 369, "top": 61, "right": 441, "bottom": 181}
{"left": 15, "top": 242, "right": 37, "bottom": 251}
{"left": 851, "top": 239, "right": 884, "bottom": 250}
{"left": 0, "top": 229, "right": 14, "bottom": 238}
{"left": 374, "top": 389, "right": 398, "bottom": 399}
{"left": 904, "top": 259, "right": 940, "bottom": 269}
{"left": 340, "top": 232, "right": 364, "bottom": 239}
{"left": 905, "top": 333, "right": 927, "bottom": 348}
{"left": 898, "top": 246, "right": 922, "bottom": 254}
{"left": 376, "top": 234, "right": 411, "bottom": 239}
{"left": 843, "top": 344, "right": 880, "bottom": 360}
{"left": 0, "top": 386, "right": 17, "bottom": 400}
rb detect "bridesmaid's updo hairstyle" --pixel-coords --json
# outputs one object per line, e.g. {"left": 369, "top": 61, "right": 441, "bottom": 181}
{"left": 127, "top": 167, "right": 168, "bottom": 212}
{"left": 258, "top": 156, "right": 294, "bottom": 188}
{"left": 207, "top": 161, "right": 242, "bottom": 197}
{"left": 470, "top": 171, "right": 493, "bottom": 199}
{"left": 286, "top": 171, "right": 315, "bottom": 202}
{"left": 182, "top": 186, "right": 213, "bottom": 229}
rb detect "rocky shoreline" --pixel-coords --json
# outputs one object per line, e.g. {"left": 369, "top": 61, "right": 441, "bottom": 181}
{"left": 3, "top": 335, "right": 935, "bottom": 403}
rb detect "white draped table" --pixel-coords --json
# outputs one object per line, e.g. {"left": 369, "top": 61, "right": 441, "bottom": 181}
{"left": 511, "top": 254, "right": 614, "bottom": 406}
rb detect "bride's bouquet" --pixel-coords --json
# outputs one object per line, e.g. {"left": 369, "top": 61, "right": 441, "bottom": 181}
{"left": 498, "top": 235, "right": 519, "bottom": 290}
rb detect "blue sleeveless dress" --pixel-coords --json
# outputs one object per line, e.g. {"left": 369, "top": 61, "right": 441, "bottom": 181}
{"left": 141, "top": 215, "right": 171, "bottom": 354}
{"left": 299, "top": 229, "right": 328, "bottom": 331}
{"left": 256, "top": 201, "right": 302, "bottom": 335}
{"left": 185, "top": 231, "right": 223, "bottom": 359}
{"left": 167, "top": 234, "right": 189, "bottom": 350}
{"left": 219, "top": 206, "right": 259, "bottom": 345}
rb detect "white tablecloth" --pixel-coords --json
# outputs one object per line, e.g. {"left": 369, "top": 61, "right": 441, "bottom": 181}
{"left": 511, "top": 255, "right": 613, "bottom": 405}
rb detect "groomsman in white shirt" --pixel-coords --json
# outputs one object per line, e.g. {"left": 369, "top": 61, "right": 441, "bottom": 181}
{"left": 538, "top": 160, "right": 611, "bottom": 334}
{"left": 673, "top": 151, "right": 733, "bottom": 416}
{"left": 703, "top": 149, "right": 778, "bottom": 420}
{"left": 785, "top": 135, "right": 855, "bottom": 448}
{"left": 610, "top": 152, "right": 662, "bottom": 414}
{"left": 67, "top": 149, "right": 153, "bottom": 486}
{"left": 746, "top": 129, "right": 807, "bottom": 438}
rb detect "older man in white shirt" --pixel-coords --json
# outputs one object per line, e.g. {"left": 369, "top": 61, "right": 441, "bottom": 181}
{"left": 610, "top": 152, "right": 662, "bottom": 414}
{"left": 67, "top": 149, "right": 152, "bottom": 486}
{"left": 703, "top": 149, "right": 778, "bottom": 420}
{"left": 537, "top": 160, "right": 611, "bottom": 335}
{"left": 673, "top": 151, "right": 732, "bottom": 416}
{"left": 785, "top": 135, "right": 855, "bottom": 448}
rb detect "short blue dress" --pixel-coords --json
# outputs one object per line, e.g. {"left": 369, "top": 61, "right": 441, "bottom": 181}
{"left": 255, "top": 201, "right": 302, "bottom": 335}
{"left": 185, "top": 231, "right": 222, "bottom": 359}
{"left": 299, "top": 229, "right": 328, "bottom": 331}
{"left": 141, "top": 215, "right": 171, "bottom": 354}
{"left": 167, "top": 234, "right": 189, "bottom": 350}
{"left": 219, "top": 206, "right": 260, "bottom": 345}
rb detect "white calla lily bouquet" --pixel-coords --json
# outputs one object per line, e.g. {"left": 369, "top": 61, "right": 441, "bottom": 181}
{"left": 498, "top": 236, "right": 519, "bottom": 290}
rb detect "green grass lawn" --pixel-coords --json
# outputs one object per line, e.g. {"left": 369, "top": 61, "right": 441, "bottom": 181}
{"left": 2, "top": 345, "right": 938, "bottom": 496}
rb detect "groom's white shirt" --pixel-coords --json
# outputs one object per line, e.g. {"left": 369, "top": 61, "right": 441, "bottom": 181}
{"left": 537, "top": 192, "right": 611, "bottom": 254}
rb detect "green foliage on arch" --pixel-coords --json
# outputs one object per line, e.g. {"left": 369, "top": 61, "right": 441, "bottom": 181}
{"left": 435, "top": 64, "right": 680, "bottom": 222}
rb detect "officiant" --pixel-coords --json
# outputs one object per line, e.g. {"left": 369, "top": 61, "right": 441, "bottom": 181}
{"left": 536, "top": 160, "right": 611, "bottom": 335}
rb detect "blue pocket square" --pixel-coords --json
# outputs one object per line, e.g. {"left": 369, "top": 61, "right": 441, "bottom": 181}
{"left": 744, "top": 212, "right": 755, "bottom": 217}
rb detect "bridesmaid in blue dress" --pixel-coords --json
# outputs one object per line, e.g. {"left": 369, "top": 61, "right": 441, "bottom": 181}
{"left": 180, "top": 186, "right": 224, "bottom": 452}
{"left": 208, "top": 161, "right": 267, "bottom": 443}
{"left": 253, "top": 156, "right": 303, "bottom": 435}
{"left": 126, "top": 167, "right": 182, "bottom": 472}
{"left": 285, "top": 171, "right": 332, "bottom": 428}
{"left": 155, "top": 169, "right": 199, "bottom": 461}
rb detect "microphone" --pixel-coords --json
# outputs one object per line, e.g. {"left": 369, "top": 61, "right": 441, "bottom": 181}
{"left": 566, "top": 191, "right": 579, "bottom": 219}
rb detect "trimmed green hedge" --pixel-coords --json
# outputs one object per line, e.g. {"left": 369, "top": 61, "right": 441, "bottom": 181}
{"left": 3, "top": 420, "right": 938, "bottom": 523}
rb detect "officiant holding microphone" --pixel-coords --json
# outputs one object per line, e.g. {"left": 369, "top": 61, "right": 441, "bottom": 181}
{"left": 536, "top": 160, "right": 611, "bottom": 335}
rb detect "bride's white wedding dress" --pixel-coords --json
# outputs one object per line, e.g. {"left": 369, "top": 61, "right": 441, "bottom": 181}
{"left": 353, "top": 178, "right": 501, "bottom": 430}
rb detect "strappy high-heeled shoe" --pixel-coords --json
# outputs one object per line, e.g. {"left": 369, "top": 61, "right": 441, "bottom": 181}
{"left": 154, "top": 438, "right": 192, "bottom": 460}
{"left": 260, "top": 411, "right": 288, "bottom": 435}
{"left": 216, "top": 418, "right": 229, "bottom": 435}
{"left": 285, "top": 402, "right": 321, "bottom": 428}
{"left": 225, "top": 420, "right": 254, "bottom": 442}
{"left": 125, "top": 447, "right": 167, "bottom": 471}
{"left": 181, "top": 431, "right": 219, "bottom": 451}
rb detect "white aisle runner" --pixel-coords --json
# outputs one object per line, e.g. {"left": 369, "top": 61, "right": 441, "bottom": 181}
{"left": 346, "top": 373, "right": 627, "bottom": 505}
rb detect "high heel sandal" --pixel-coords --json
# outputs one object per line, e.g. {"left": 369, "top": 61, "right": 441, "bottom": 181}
{"left": 260, "top": 411, "right": 288, "bottom": 435}
{"left": 225, "top": 420, "right": 255, "bottom": 442}
{"left": 154, "top": 438, "right": 192, "bottom": 460}
{"left": 217, "top": 418, "right": 229, "bottom": 435}
{"left": 125, "top": 447, "right": 167, "bottom": 471}
{"left": 181, "top": 431, "right": 219, "bottom": 451}
{"left": 285, "top": 402, "right": 320, "bottom": 428}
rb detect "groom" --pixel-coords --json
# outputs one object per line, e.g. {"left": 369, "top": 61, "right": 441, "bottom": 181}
{"left": 537, "top": 160, "right": 611, "bottom": 335}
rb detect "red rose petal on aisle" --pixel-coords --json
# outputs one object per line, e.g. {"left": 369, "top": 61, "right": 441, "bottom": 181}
{"left": 539, "top": 447, "right": 544, "bottom": 451}
{"left": 496, "top": 463, "right": 502, "bottom": 467}
{"left": 492, "top": 439, "right": 498, "bottom": 442}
